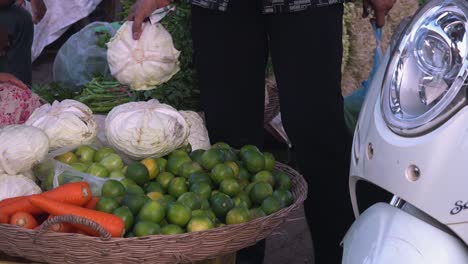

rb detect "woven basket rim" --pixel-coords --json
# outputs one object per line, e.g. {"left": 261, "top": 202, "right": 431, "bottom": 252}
{"left": 0, "top": 162, "right": 308, "bottom": 263}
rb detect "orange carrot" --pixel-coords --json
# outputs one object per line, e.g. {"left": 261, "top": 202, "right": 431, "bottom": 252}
{"left": 84, "top": 197, "right": 100, "bottom": 210}
{"left": 0, "top": 196, "right": 24, "bottom": 208}
{"left": 10, "top": 212, "right": 38, "bottom": 229}
{"left": 0, "top": 213, "right": 9, "bottom": 224}
{"left": 29, "top": 195, "right": 124, "bottom": 238}
{"left": 0, "top": 182, "right": 92, "bottom": 216}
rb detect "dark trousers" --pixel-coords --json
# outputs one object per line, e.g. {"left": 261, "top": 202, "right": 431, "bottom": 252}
{"left": 0, "top": 5, "right": 33, "bottom": 85}
{"left": 192, "top": 1, "right": 354, "bottom": 263}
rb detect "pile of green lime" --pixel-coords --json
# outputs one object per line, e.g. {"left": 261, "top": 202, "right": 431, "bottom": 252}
{"left": 96, "top": 143, "right": 294, "bottom": 237}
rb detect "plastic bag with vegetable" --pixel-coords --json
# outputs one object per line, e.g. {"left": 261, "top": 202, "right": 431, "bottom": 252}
{"left": 53, "top": 22, "right": 121, "bottom": 92}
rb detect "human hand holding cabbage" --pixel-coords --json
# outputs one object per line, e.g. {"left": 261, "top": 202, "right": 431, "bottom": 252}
{"left": 128, "top": 0, "right": 171, "bottom": 40}
{"left": 363, "top": 0, "right": 396, "bottom": 27}
{"left": 15, "top": 0, "right": 47, "bottom": 24}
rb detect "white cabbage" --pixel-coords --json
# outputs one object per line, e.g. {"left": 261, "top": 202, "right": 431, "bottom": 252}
{"left": 26, "top": 99, "right": 98, "bottom": 150}
{"left": 0, "top": 174, "right": 42, "bottom": 201}
{"left": 107, "top": 22, "right": 180, "bottom": 91}
{"left": 105, "top": 100, "right": 189, "bottom": 159}
{"left": 179, "top": 111, "right": 210, "bottom": 151}
{"left": 0, "top": 125, "right": 49, "bottom": 175}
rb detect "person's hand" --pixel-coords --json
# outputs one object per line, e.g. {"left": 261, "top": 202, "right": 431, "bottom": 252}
{"left": 31, "top": 0, "right": 47, "bottom": 24}
{"left": 0, "top": 73, "right": 28, "bottom": 89}
{"left": 363, "top": 0, "right": 396, "bottom": 27}
{"left": 128, "top": 0, "right": 171, "bottom": 40}
{"left": 15, "top": 0, "right": 46, "bottom": 24}
{"left": 0, "top": 26, "right": 9, "bottom": 56}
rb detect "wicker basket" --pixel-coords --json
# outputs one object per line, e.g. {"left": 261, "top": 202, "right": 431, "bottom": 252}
{"left": 0, "top": 163, "right": 307, "bottom": 264}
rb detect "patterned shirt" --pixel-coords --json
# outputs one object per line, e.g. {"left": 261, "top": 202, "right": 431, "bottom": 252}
{"left": 190, "top": 0, "right": 344, "bottom": 13}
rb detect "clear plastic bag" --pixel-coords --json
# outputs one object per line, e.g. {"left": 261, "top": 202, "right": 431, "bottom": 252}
{"left": 344, "top": 24, "right": 383, "bottom": 134}
{"left": 52, "top": 22, "right": 121, "bottom": 92}
{"left": 33, "top": 115, "right": 136, "bottom": 196}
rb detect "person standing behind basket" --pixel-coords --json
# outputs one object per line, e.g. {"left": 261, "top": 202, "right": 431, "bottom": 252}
{"left": 0, "top": 0, "right": 46, "bottom": 85}
{"left": 128, "top": 0, "right": 395, "bottom": 263}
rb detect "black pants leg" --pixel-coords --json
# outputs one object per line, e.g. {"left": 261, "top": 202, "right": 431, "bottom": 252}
{"left": 0, "top": 5, "right": 33, "bottom": 85}
{"left": 267, "top": 4, "right": 354, "bottom": 264}
{"left": 191, "top": 2, "right": 267, "bottom": 263}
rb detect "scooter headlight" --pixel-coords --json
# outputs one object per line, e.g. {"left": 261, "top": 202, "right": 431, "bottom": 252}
{"left": 382, "top": 0, "right": 468, "bottom": 135}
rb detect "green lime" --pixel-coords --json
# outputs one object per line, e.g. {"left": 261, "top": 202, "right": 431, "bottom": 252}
{"left": 167, "top": 155, "right": 192, "bottom": 176}
{"left": 113, "top": 206, "right": 134, "bottom": 231}
{"left": 96, "top": 197, "right": 120, "bottom": 214}
{"left": 242, "top": 150, "right": 265, "bottom": 174}
{"left": 234, "top": 192, "right": 252, "bottom": 209}
{"left": 126, "top": 184, "right": 145, "bottom": 195}
{"left": 126, "top": 162, "right": 150, "bottom": 186}
{"left": 179, "top": 162, "right": 203, "bottom": 179}
{"left": 177, "top": 144, "right": 192, "bottom": 153}
{"left": 211, "top": 142, "right": 231, "bottom": 149}
{"left": 239, "top": 145, "right": 260, "bottom": 158}
{"left": 120, "top": 178, "right": 137, "bottom": 189}
{"left": 238, "top": 167, "right": 251, "bottom": 182}
{"left": 226, "top": 207, "right": 251, "bottom": 225}
{"left": 155, "top": 158, "right": 168, "bottom": 172}
{"left": 220, "top": 148, "right": 237, "bottom": 162}
{"left": 170, "top": 149, "right": 191, "bottom": 159}
{"left": 200, "top": 199, "right": 210, "bottom": 210}
{"left": 138, "top": 201, "right": 166, "bottom": 223}
{"left": 145, "top": 182, "right": 164, "bottom": 194}
{"left": 70, "top": 162, "right": 89, "bottom": 173}
{"left": 109, "top": 170, "right": 125, "bottom": 179}
{"left": 238, "top": 179, "right": 250, "bottom": 190}
{"left": 177, "top": 192, "right": 202, "bottom": 210}
{"left": 211, "top": 164, "right": 234, "bottom": 185}
{"left": 147, "top": 192, "right": 164, "bottom": 201}
{"left": 188, "top": 172, "right": 212, "bottom": 187}
{"left": 219, "top": 178, "right": 240, "bottom": 197}
{"left": 201, "top": 148, "right": 225, "bottom": 170}
{"left": 133, "top": 221, "right": 161, "bottom": 237}
{"left": 190, "top": 182, "right": 212, "bottom": 200}
{"left": 210, "top": 193, "right": 234, "bottom": 218}
{"left": 122, "top": 194, "right": 151, "bottom": 215}
{"left": 225, "top": 161, "right": 240, "bottom": 177}
{"left": 167, "top": 202, "right": 192, "bottom": 227}
{"left": 125, "top": 232, "right": 134, "bottom": 238}
{"left": 101, "top": 180, "right": 126, "bottom": 198}
{"left": 161, "top": 224, "right": 185, "bottom": 235}
{"left": 94, "top": 147, "right": 115, "bottom": 162}
{"left": 249, "top": 208, "right": 267, "bottom": 219}
{"left": 156, "top": 195, "right": 176, "bottom": 209}
{"left": 244, "top": 182, "right": 256, "bottom": 194}
{"left": 157, "top": 172, "right": 175, "bottom": 190}
{"left": 192, "top": 209, "right": 217, "bottom": 223}
{"left": 273, "top": 189, "right": 294, "bottom": 208}
{"left": 187, "top": 216, "right": 214, "bottom": 232}
{"left": 86, "top": 163, "right": 109, "bottom": 178}
{"left": 250, "top": 182, "right": 273, "bottom": 205}
{"left": 252, "top": 170, "right": 275, "bottom": 187}
{"left": 261, "top": 196, "right": 282, "bottom": 215}
{"left": 168, "top": 177, "right": 189, "bottom": 198}
{"left": 263, "top": 152, "right": 276, "bottom": 171}
{"left": 189, "top": 149, "right": 205, "bottom": 164}
{"left": 274, "top": 172, "right": 292, "bottom": 191}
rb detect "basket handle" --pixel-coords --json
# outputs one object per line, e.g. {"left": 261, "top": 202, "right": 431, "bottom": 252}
{"left": 35, "top": 215, "right": 112, "bottom": 241}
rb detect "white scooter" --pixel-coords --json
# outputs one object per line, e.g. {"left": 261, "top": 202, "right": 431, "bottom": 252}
{"left": 342, "top": 0, "right": 468, "bottom": 262}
